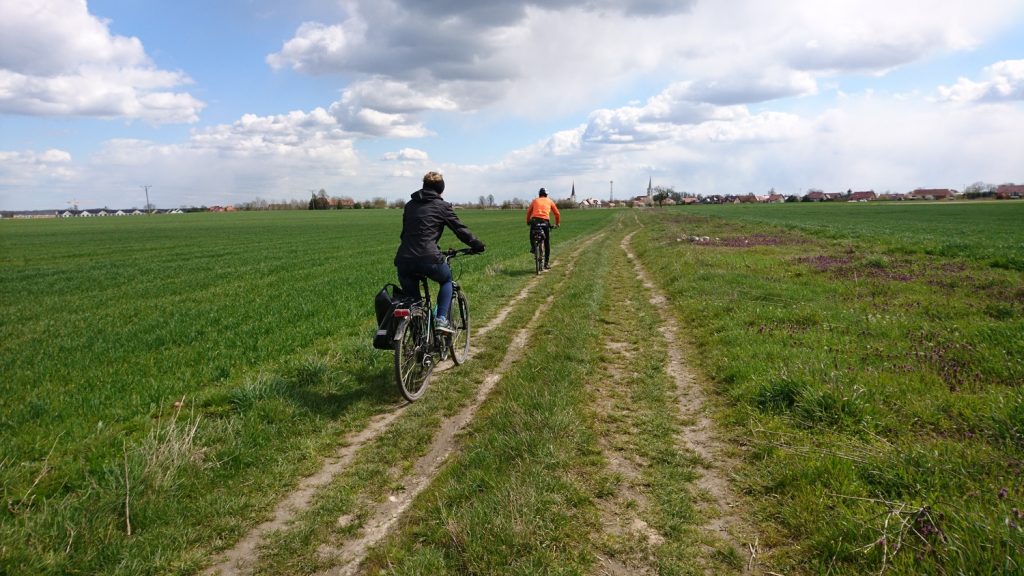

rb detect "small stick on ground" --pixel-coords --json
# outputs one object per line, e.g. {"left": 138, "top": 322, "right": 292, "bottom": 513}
{"left": 123, "top": 438, "right": 132, "bottom": 537}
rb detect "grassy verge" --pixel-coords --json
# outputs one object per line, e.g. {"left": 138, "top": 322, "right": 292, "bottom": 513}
{"left": 631, "top": 207, "right": 1024, "bottom": 574}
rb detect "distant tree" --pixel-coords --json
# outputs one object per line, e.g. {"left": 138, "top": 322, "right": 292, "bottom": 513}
{"left": 309, "top": 189, "right": 330, "bottom": 210}
{"left": 963, "top": 181, "right": 995, "bottom": 199}
{"left": 478, "top": 195, "right": 487, "bottom": 208}
{"left": 651, "top": 185, "right": 676, "bottom": 206}
{"left": 369, "top": 197, "right": 387, "bottom": 209}
{"left": 388, "top": 198, "right": 406, "bottom": 209}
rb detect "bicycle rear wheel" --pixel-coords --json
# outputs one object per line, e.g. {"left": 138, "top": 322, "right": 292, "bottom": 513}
{"left": 394, "top": 309, "right": 433, "bottom": 401}
{"left": 449, "top": 290, "right": 470, "bottom": 365}
{"left": 533, "top": 237, "right": 544, "bottom": 274}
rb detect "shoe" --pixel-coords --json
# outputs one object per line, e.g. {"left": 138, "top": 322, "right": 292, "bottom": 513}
{"left": 544, "top": 264, "right": 551, "bottom": 270}
{"left": 435, "top": 317, "right": 454, "bottom": 334}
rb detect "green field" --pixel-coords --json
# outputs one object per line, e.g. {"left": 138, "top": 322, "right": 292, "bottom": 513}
{"left": 2, "top": 202, "right": 1022, "bottom": 574}
{"left": 688, "top": 200, "right": 1024, "bottom": 270}
{"left": 0, "top": 209, "right": 615, "bottom": 574}
{"left": 632, "top": 201, "right": 1024, "bottom": 573}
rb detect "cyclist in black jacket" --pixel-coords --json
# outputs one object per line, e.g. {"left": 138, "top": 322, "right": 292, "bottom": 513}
{"left": 394, "top": 171, "right": 485, "bottom": 333}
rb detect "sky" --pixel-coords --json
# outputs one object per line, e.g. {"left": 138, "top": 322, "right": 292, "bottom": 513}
{"left": 1, "top": 0, "right": 1023, "bottom": 210}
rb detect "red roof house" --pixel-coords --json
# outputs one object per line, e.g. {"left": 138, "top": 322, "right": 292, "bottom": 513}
{"left": 909, "top": 188, "right": 957, "bottom": 200}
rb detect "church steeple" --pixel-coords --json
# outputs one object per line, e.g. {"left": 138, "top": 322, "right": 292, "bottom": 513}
{"left": 571, "top": 181, "right": 576, "bottom": 203}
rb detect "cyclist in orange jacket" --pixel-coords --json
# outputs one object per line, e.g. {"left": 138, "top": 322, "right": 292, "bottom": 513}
{"left": 526, "top": 187, "right": 560, "bottom": 270}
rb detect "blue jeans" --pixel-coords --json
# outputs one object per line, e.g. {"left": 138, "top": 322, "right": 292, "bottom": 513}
{"left": 396, "top": 260, "right": 453, "bottom": 320}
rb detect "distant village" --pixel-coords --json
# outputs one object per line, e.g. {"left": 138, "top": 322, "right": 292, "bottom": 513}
{"left": 575, "top": 181, "right": 1024, "bottom": 208}
{"left": 3, "top": 182, "right": 1022, "bottom": 220}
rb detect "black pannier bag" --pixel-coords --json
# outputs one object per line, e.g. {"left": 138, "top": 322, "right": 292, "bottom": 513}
{"left": 373, "top": 283, "right": 407, "bottom": 349}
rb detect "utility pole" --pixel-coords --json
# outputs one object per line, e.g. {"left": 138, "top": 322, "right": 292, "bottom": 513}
{"left": 141, "top": 185, "right": 152, "bottom": 212}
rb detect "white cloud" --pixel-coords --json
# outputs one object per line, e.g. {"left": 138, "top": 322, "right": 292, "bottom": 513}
{"left": 382, "top": 148, "right": 429, "bottom": 162}
{"left": 4, "top": 0, "right": 1024, "bottom": 210}
{"left": 432, "top": 81, "right": 1023, "bottom": 203}
{"left": 266, "top": 20, "right": 362, "bottom": 75}
{"left": 340, "top": 78, "right": 458, "bottom": 114}
{"left": 579, "top": 83, "right": 806, "bottom": 146}
{"left": 0, "top": 149, "right": 74, "bottom": 186}
{"left": 0, "top": 0, "right": 203, "bottom": 123}
{"left": 189, "top": 108, "right": 354, "bottom": 159}
{"left": 263, "top": 0, "right": 1023, "bottom": 129}
{"left": 938, "top": 59, "right": 1024, "bottom": 104}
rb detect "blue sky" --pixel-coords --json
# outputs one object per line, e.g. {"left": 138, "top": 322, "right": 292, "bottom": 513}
{"left": 1, "top": 0, "right": 1023, "bottom": 210}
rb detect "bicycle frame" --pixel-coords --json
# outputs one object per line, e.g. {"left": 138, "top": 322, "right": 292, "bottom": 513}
{"left": 530, "top": 221, "right": 548, "bottom": 274}
{"left": 390, "top": 248, "right": 474, "bottom": 401}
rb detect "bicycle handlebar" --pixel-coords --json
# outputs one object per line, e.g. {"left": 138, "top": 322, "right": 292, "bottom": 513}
{"left": 442, "top": 247, "right": 477, "bottom": 258}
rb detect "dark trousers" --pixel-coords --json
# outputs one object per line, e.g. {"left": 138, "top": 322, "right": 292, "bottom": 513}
{"left": 529, "top": 219, "right": 551, "bottom": 264}
{"left": 396, "top": 259, "right": 453, "bottom": 320}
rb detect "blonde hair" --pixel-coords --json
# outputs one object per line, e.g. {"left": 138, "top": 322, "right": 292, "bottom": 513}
{"left": 423, "top": 171, "right": 444, "bottom": 185}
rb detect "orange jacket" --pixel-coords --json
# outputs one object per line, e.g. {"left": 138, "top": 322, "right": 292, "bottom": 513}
{"left": 526, "top": 197, "right": 560, "bottom": 225}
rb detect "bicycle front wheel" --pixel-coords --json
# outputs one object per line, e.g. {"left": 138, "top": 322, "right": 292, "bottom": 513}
{"left": 394, "top": 309, "right": 433, "bottom": 401}
{"left": 449, "top": 290, "right": 470, "bottom": 365}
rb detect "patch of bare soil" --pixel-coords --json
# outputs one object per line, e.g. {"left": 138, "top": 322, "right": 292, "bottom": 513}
{"left": 798, "top": 252, "right": 1016, "bottom": 292}
{"left": 696, "top": 234, "right": 809, "bottom": 248}
{"left": 622, "top": 232, "right": 761, "bottom": 574}
{"left": 797, "top": 253, "right": 918, "bottom": 282}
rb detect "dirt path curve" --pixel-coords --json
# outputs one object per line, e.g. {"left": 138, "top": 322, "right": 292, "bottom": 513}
{"left": 316, "top": 233, "right": 604, "bottom": 576}
{"left": 621, "top": 231, "right": 760, "bottom": 574}
{"left": 205, "top": 233, "right": 601, "bottom": 576}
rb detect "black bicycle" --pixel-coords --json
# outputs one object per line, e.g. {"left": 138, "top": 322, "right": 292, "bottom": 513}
{"left": 391, "top": 249, "right": 473, "bottom": 401}
{"left": 530, "top": 220, "right": 548, "bottom": 274}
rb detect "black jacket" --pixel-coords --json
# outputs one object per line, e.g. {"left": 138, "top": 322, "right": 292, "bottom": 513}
{"left": 394, "top": 189, "right": 483, "bottom": 265}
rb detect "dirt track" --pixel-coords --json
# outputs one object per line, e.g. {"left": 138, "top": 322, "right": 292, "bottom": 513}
{"left": 621, "top": 231, "right": 758, "bottom": 574}
{"left": 205, "top": 224, "right": 758, "bottom": 575}
{"left": 207, "top": 234, "right": 601, "bottom": 575}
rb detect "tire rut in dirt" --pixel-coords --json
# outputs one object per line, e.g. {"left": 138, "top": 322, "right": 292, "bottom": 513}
{"left": 621, "top": 230, "right": 761, "bottom": 574}
{"left": 204, "top": 235, "right": 601, "bottom": 576}
{"left": 315, "top": 235, "right": 606, "bottom": 575}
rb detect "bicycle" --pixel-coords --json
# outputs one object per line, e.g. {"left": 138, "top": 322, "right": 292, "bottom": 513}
{"left": 391, "top": 248, "right": 474, "bottom": 401}
{"left": 529, "top": 219, "right": 550, "bottom": 274}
